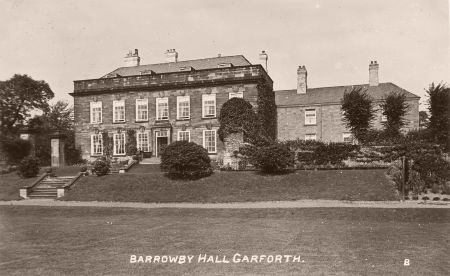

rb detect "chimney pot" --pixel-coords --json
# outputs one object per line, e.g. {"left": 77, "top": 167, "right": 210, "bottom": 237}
{"left": 369, "top": 60, "right": 379, "bottom": 86}
{"left": 165, "top": 48, "right": 178, "bottom": 62}
{"left": 297, "top": 65, "right": 308, "bottom": 94}
{"left": 124, "top": 49, "right": 140, "bottom": 67}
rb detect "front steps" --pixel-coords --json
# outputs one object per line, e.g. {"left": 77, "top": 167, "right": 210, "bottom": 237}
{"left": 28, "top": 176, "right": 76, "bottom": 199}
{"left": 140, "top": 157, "right": 161, "bottom": 164}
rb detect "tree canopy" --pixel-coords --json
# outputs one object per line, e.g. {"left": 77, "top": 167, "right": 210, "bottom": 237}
{"left": 341, "top": 87, "right": 375, "bottom": 143}
{"left": 0, "top": 74, "right": 54, "bottom": 132}
{"left": 426, "top": 83, "right": 449, "bottom": 149}
{"left": 380, "top": 91, "right": 409, "bottom": 138}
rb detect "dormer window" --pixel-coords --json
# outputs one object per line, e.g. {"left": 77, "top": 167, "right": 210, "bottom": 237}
{"left": 140, "top": 70, "right": 154, "bottom": 75}
{"left": 217, "top": 63, "right": 233, "bottom": 68}
{"left": 179, "top": 66, "right": 193, "bottom": 72}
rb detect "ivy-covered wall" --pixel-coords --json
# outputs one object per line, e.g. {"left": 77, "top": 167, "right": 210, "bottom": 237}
{"left": 257, "top": 81, "right": 277, "bottom": 140}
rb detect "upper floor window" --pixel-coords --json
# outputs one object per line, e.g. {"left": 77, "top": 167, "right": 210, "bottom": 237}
{"left": 381, "top": 114, "right": 387, "bottom": 122}
{"left": 177, "top": 96, "right": 190, "bottom": 119}
{"left": 136, "top": 99, "right": 148, "bottom": 121}
{"left": 90, "top": 134, "right": 103, "bottom": 155}
{"left": 156, "top": 97, "right": 169, "bottom": 120}
{"left": 202, "top": 94, "right": 216, "bottom": 118}
{"left": 137, "top": 132, "right": 150, "bottom": 152}
{"left": 113, "top": 133, "right": 126, "bottom": 155}
{"left": 305, "top": 109, "right": 316, "bottom": 125}
{"left": 178, "top": 130, "right": 190, "bottom": 142}
{"left": 90, "top": 101, "right": 102, "bottom": 124}
{"left": 203, "top": 129, "right": 217, "bottom": 153}
{"left": 113, "top": 100, "right": 125, "bottom": 123}
{"left": 305, "top": 133, "right": 317, "bottom": 141}
{"left": 229, "top": 92, "right": 243, "bottom": 99}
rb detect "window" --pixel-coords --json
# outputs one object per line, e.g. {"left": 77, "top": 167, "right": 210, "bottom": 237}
{"left": 178, "top": 131, "right": 190, "bottom": 142}
{"left": 113, "top": 133, "right": 126, "bottom": 155}
{"left": 137, "top": 132, "right": 150, "bottom": 152}
{"left": 202, "top": 94, "right": 216, "bottom": 118}
{"left": 113, "top": 100, "right": 125, "bottom": 123}
{"left": 91, "top": 134, "right": 103, "bottom": 155}
{"left": 229, "top": 92, "right": 244, "bottom": 99}
{"left": 136, "top": 99, "right": 148, "bottom": 121}
{"left": 203, "top": 130, "right": 217, "bottom": 153}
{"left": 343, "top": 133, "right": 352, "bottom": 143}
{"left": 305, "top": 109, "right": 316, "bottom": 125}
{"left": 305, "top": 134, "right": 316, "bottom": 141}
{"left": 156, "top": 97, "right": 169, "bottom": 120}
{"left": 90, "top": 102, "right": 102, "bottom": 123}
{"left": 177, "top": 96, "right": 190, "bottom": 119}
{"left": 381, "top": 115, "right": 387, "bottom": 122}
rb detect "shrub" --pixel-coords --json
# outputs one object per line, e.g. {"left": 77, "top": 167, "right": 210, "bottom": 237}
{"left": 247, "top": 143, "right": 294, "bottom": 173}
{"left": 160, "top": 141, "right": 212, "bottom": 179}
{"left": 80, "top": 166, "right": 87, "bottom": 172}
{"left": 412, "top": 153, "right": 450, "bottom": 188}
{"left": 426, "top": 83, "right": 449, "bottom": 150}
{"left": 314, "top": 143, "right": 359, "bottom": 165}
{"left": 2, "top": 139, "right": 32, "bottom": 164}
{"left": 17, "top": 156, "right": 40, "bottom": 178}
{"left": 380, "top": 91, "right": 409, "bottom": 138}
{"left": 92, "top": 159, "right": 110, "bottom": 176}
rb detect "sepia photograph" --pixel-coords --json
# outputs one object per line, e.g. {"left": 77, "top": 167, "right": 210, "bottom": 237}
{"left": 0, "top": 0, "right": 449, "bottom": 275}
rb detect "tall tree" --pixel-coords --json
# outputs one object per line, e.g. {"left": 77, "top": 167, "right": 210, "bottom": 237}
{"left": 0, "top": 74, "right": 54, "bottom": 132}
{"left": 426, "top": 83, "right": 449, "bottom": 149}
{"left": 341, "top": 87, "right": 375, "bottom": 143}
{"left": 380, "top": 92, "right": 409, "bottom": 138}
{"left": 419, "top": 111, "right": 429, "bottom": 129}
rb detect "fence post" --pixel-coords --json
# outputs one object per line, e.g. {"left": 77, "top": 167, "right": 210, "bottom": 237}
{"left": 401, "top": 156, "right": 407, "bottom": 201}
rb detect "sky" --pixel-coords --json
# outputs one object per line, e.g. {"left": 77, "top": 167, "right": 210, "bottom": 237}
{"left": 1, "top": 0, "right": 449, "bottom": 111}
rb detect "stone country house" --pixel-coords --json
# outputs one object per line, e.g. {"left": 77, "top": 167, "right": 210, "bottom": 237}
{"left": 71, "top": 49, "right": 419, "bottom": 162}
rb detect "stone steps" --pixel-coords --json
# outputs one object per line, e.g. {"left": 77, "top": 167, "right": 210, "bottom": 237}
{"left": 28, "top": 176, "right": 76, "bottom": 199}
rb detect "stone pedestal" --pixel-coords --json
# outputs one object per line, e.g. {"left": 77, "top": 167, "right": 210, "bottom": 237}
{"left": 223, "top": 132, "right": 244, "bottom": 169}
{"left": 50, "top": 132, "right": 66, "bottom": 167}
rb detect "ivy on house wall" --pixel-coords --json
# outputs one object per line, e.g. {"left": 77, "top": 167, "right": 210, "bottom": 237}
{"left": 218, "top": 98, "right": 259, "bottom": 143}
{"left": 125, "top": 129, "right": 137, "bottom": 156}
{"left": 256, "top": 81, "right": 277, "bottom": 141}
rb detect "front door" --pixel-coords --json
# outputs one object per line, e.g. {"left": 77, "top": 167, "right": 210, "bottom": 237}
{"left": 156, "top": 137, "right": 168, "bottom": 157}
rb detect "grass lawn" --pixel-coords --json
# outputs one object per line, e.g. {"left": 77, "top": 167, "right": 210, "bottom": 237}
{"left": 62, "top": 169, "right": 398, "bottom": 203}
{"left": 0, "top": 166, "right": 81, "bottom": 201}
{"left": 0, "top": 206, "right": 448, "bottom": 275}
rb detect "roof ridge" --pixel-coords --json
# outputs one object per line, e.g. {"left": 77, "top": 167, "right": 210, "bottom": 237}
{"left": 113, "top": 54, "right": 250, "bottom": 70}
{"left": 274, "top": 83, "right": 401, "bottom": 92}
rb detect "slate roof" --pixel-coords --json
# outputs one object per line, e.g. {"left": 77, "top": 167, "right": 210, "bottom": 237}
{"left": 275, "top": 82, "right": 420, "bottom": 106}
{"left": 103, "top": 55, "right": 252, "bottom": 77}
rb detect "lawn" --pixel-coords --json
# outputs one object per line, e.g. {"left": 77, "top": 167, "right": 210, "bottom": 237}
{"left": 0, "top": 206, "right": 448, "bottom": 275}
{"left": 62, "top": 169, "right": 398, "bottom": 202}
{"left": 0, "top": 166, "right": 81, "bottom": 201}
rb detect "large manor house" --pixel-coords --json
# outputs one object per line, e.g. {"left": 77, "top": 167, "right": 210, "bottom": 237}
{"left": 71, "top": 49, "right": 420, "bottom": 160}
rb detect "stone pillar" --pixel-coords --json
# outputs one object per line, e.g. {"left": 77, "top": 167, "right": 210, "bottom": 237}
{"left": 223, "top": 132, "right": 244, "bottom": 170}
{"left": 50, "top": 132, "right": 66, "bottom": 167}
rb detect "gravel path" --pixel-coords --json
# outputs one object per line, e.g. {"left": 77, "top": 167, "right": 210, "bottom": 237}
{"left": 1, "top": 199, "right": 449, "bottom": 209}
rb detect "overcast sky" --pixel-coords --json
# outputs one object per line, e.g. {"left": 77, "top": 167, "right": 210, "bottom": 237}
{"left": 1, "top": 0, "right": 448, "bottom": 110}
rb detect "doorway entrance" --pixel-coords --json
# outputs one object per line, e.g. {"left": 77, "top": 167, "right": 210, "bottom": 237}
{"left": 154, "top": 129, "right": 170, "bottom": 157}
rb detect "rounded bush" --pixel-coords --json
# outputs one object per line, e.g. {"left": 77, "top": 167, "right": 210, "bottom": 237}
{"left": 250, "top": 143, "right": 294, "bottom": 173}
{"left": 17, "top": 156, "right": 40, "bottom": 178}
{"left": 80, "top": 166, "right": 87, "bottom": 172}
{"left": 92, "top": 159, "right": 110, "bottom": 176}
{"left": 160, "top": 141, "right": 212, "bottom": 179}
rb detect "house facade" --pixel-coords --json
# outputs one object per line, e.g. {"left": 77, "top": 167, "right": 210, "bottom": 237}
{"left": 71, "top": 50, "right": 274, "bottom": 161}
{"left": 276, "top": 61, "right": 420, "bottom": 142}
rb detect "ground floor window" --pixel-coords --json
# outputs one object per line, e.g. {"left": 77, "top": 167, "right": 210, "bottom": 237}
{"left": 343, "top": 133, "right": 352, "bottom": 143}
{"left": 305, "top": 133, "right": 316, "bottom": 141}
{"left": 178, "top": 131, "right": 190, "bottom": 142}
{"left": 137, "top": 132, "right": 150, "bottom": 152}
{"left": 91, "top": 134, "right": 103, "bottom": 155}
{"left": 113, "top": 133, "right": 126, "bottom": 155}
{"left": 203, "top": 130, "right": 217, "bottom": 153}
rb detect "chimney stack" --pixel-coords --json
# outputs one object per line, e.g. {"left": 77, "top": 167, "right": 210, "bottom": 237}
{"left": 369, "top": 60, "right": 379, "bottom": 86}
{"left": 297, "top": 65, "right": 307, "bottom": 94}
{"left": 165, "top": 49, "right": 178, "bottom": 63}
{"left": 124, "top": 49, "right": 140, "bottom": 67}
{"left": 259, "top": 50, "right": 268, "bottom": 72}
